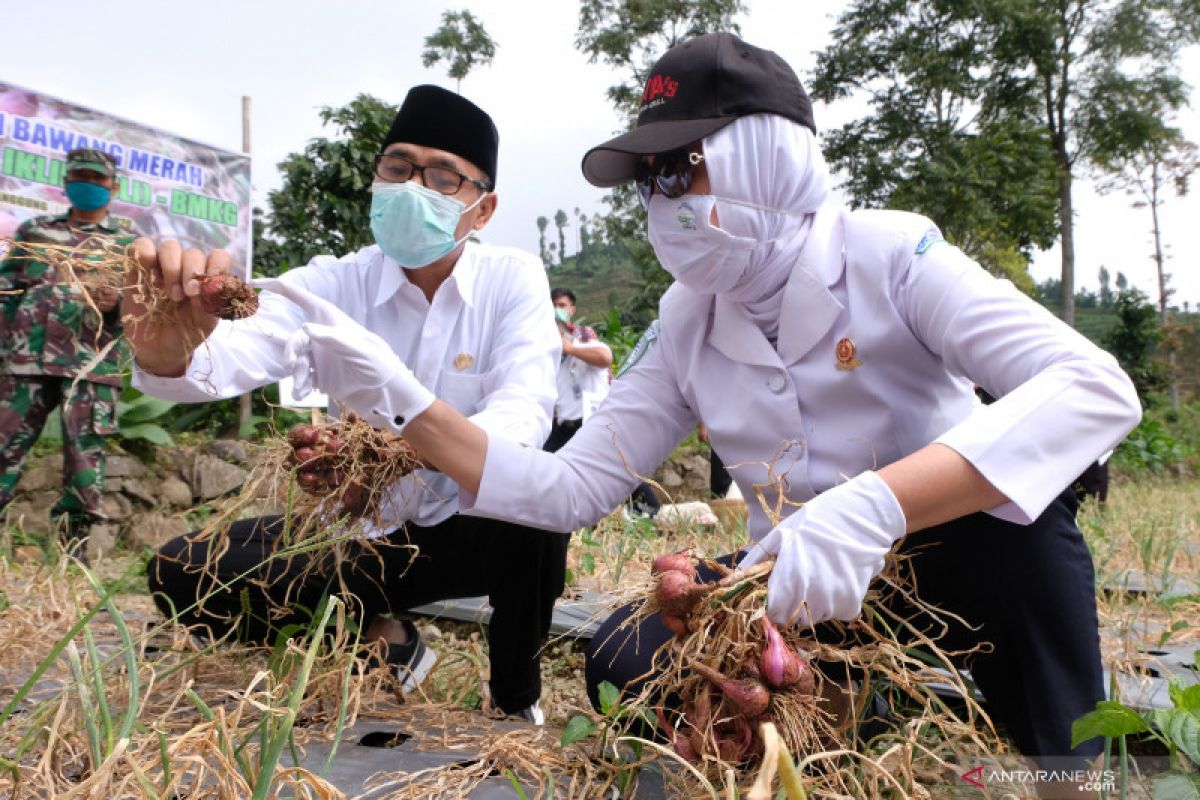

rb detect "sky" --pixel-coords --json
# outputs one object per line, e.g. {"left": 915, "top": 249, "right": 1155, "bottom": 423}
{"left": 3, "top": 0, "right": 1198, "bottom": 308}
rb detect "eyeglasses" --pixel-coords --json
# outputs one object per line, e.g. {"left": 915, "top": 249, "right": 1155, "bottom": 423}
{"left": 374, "top": 153, "right": 490, "bottom": 196}
{"left": 635, "top": 149, "right": 704, "bottom": 208}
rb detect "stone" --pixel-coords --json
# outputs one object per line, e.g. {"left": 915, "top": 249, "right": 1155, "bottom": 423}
{"left": 106, "top": 454, "right": 147, "bottom": 479}
{"left": 87, "top": 523, "right": 120, "bottom": 561}
{"left": 3, "top": 497, "right": 52, "bottom": 535}
{"left": 102, "top": 492, "right": 134, "bottom": 521}
{"left": 160, "top": 476, "right": 194, "bottom": 508}
{"left": 659, "top": 468, "right": 683, "bottom": 489}
{"left": 11, "top": 545, "right": 43, "bottom": 564}
{"left": 121, "top": 478, "right": 159, "bottom": 507}
{"left": 125, "top": 512, "right": 190, "bottom": 551}
{"left": 14, "top": 456, "right": 62, "bottom": 492}
{"left": 686, "top": 454, "right": 711, "bottom": 476}
{"left": 193, "top": 454, "right": 249, "bottom": 500}
{"left": 206, "top": 439, "right": 249, "bottom": 463}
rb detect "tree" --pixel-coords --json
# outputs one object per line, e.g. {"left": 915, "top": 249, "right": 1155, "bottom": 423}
{"left": 811, "top": 7, "right": 1058, "bottom": 289}
{"left": 265, "top": 94, "right": 394, "bottom": 269}
{"left": 1095, "top": 129, "right": 1198, "bottom": 323}
{"left": 536, "top": 215, "right": 550, "bottom": 266}
{"left": 575, "top": 0, "right": 746, "bottom": 322}
{"left": 250, "top": 206, "right": 287, "bottom": 277}
{"left": 1098, "top": 265, "right": 1113, "bottom": 308}
{"left": 421, "top": 10, "right": 497, "bottom": 93}
{"left": 814, "top": 0, "right": 1199, "bottom": 327}
{"left": 553, "top": 209, "right": 569, "bottom": 265}
{"left": 1102, "top": 288, "right": 1169, "bottom": 405}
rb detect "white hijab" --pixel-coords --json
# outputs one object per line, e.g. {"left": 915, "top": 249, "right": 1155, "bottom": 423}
{"left": 648, "top": 114, "right": 830, "bottom": 339}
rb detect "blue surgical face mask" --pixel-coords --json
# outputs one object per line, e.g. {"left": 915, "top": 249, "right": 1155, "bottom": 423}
{"left": 369, "top": 182, "right": 485, "bottom": 268}
{"left": 65, "top": 180, "right": 112, "bottom": 212}
{"left": 554, "top": 307, "right": 571, "bottom": 324}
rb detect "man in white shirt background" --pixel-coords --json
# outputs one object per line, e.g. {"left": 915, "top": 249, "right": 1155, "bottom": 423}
{"left": 125, "top": 85, "right": 564, "bottom": 723}
{"left": 544, "top": 288, "right": 611, "bottom": 452}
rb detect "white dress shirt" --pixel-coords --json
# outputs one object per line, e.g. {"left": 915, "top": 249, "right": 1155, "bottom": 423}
{"left": 555, "top": 332, "right": 611, "bottom": 423}
{"left": 135, "top": 242, "right": 560, "bottom": 529}
{"left": 463, "top": 203, "right": 1141, "bottom": 537}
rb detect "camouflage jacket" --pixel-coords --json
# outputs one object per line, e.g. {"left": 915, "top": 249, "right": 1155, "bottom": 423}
{"left": 0, "top": 213, "right": 136, "bottom": 387}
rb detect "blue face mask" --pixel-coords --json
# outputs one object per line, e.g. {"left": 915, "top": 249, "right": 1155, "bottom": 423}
{"left": 554, "top": 307, "right": 571, "bottom": 324}
{"left": 369, "top": 182, "right": 485, "bottom": 268}
{"left": 65, "top": 181, "right": 112, "bottom": 212}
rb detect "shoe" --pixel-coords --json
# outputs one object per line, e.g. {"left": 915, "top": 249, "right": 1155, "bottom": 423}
{"left": 514, "top": 700, "right": 544, "bottom": 725}
{"left": 378, "top": 620, "right": 437, "bottom": 693}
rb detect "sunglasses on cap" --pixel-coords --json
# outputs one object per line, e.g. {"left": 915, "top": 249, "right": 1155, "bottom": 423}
{"left": 635, "top": 148, "right": 705, "bottom": 209}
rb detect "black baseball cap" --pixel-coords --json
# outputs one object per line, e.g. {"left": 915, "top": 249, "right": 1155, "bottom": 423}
{"left": 581, "top": 32, "right": 816, "bottom": 187}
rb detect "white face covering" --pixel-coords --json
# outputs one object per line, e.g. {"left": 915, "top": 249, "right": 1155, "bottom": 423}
{"left": 646, "top": 194, "right": 756, "bottom": 294}
{"left": 646, "top": 115, "right": 831, "bottom": 318}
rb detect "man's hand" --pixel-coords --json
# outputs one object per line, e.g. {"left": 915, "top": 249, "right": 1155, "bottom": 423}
{"left": 737, "top": 471, "right": 906, "bottom": 628}
{"left": 122, "top": 239, "right": 230, "bottom": 377}
{"left": 254, "top": 278, "right": 435, "bottom": 432}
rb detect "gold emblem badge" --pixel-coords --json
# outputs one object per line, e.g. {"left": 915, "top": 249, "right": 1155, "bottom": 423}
{"left": 453, "top": 352, "right": 474, "bottom": 371}
{"left": 835, "top": 337, "right": 862, "bottom": 371}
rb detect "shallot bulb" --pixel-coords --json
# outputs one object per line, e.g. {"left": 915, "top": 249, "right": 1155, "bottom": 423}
{"left": 759, "top": 615, "right": 810, "bottom": 691}
{"left": 691, "top": 661, "right": 771, "bottom": 719}
{"left": 652, "top": 550, "right": 696, "bottom": 578}
{"left": 655, "top": 570, "right": 707, "bottom": 618}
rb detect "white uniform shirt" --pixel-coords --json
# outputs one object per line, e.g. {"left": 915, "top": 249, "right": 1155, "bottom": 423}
{"left": 135, "top": 241, "right": 560, "bottom": 529}
{"left": 555, "top": 330, "right": 610, "bottom": 423}
{"left": 464, "top": 204, "right": 1141, "bottom": 537}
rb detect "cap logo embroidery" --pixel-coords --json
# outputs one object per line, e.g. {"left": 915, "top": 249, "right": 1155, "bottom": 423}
{"left": 835, "top": 337, "right": 862, "bottom": 371}
{"left": 642, "top": 74, "right": 679, "bottom": 105}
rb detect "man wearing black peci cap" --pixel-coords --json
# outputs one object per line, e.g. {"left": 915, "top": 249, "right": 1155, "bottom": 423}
{"left": 128, "top": 85, "right": 564, "bottom": 723}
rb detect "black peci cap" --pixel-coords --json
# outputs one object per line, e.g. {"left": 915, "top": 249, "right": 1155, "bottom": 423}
{"left": 581, "top": 32, "right": 815, "bottom": 187}
{"left": 384, "top": 85, "right": 499, "bottom": 188}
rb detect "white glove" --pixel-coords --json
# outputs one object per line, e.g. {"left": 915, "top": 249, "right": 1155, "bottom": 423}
{"left": 737, "top": 471, "right": 906, "bottom": 628}
{"left": 252, "top": 278, "right": 434, "bottom": 432}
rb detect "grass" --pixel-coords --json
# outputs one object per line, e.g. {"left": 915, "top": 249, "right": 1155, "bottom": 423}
{"left": 0, "top": 475, "right": 1196, "bottom": 797}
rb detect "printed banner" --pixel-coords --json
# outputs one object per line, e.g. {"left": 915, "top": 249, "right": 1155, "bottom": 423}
{"left": 0, "top": 82, "right": 252, "bottom": 275}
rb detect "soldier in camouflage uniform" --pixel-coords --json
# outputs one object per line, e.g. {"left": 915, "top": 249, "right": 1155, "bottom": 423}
{"left": 0, "top": 148, "right": 136, "bottom": 558}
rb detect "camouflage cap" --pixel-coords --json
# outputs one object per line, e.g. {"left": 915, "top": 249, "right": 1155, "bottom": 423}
{"left": 65, "top": 147, "right": 117, "bottom": 177}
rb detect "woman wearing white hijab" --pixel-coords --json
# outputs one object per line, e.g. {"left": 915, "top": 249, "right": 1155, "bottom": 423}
{"left": 166, "top": 33, "right": 1137, "bottom": 772}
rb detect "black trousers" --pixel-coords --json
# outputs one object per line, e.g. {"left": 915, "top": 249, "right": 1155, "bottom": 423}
{"left": 147, "top": 514, "right": 570, "bottom": 714}
{"left": 585, "top": 492, "right": 1104, "bottom": 764}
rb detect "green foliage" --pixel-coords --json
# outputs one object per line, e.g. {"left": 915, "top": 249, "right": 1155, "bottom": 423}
{"left": 1103, "top": 289, "right": 1170, "bottom": 404}
{"left": 574, "top": 0, "right": 746, "bottom": 320}
{"left": 264, "top": 94, "right": 395, "bottom": 271}
{"left": 1074, "top": 652, "right": 1200, "bottom": 792}
{"left": 117, "top": 385, "right": 176, "bottom": 446}
{"left": 1113, "top": 401, "right": 1200, "bottom": 475}
{"left": 251, "top": 206, "right": 288, "bottom": 278}
{"left": 592, "top": 306, "right": 644, "bottom": 370}
{"left": 1114, "top": 419, "right": 1191, "bottom": 473}
{"left": 421, "top": 10, "right": 497, "bottom": 90}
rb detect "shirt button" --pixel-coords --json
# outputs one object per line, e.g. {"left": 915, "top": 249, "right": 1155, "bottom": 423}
{"left": 767, "top": 372, "right": 787, "bottom": 393}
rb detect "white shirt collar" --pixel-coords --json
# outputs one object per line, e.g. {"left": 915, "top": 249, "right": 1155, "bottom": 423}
{"left": 372, "top": 242, "right": 479, "bottom": 308}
